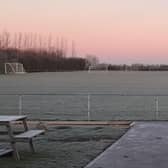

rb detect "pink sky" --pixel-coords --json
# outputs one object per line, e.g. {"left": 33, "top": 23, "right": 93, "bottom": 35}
{"left": 1, "top": 0, "right": 168, "bottom": 64}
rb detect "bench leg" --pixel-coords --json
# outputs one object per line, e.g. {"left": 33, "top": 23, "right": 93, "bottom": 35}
{"left": 22, "top": 118, "right": 28, "bottom": 131}
{"left": 29, "top": 139, "right": 35, "bottom": 153}
{"left": 11, "top": 142, "right": 20, "bottom": 160}
{"left": 6, "top": 124, "right": 20, "bottom": 160}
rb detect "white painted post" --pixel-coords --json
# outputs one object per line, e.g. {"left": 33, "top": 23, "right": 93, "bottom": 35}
{"left": 87, "top": 94, "right": 91, "bottom": 121}
{"left": 19, "top": 95, "right": 22, "bottom": 115}
{"left": 22, "top": 64, "right": 24, "bottom": 73}
{"left": 88, "top": 66, "right": 91, "bottom": 73}
{"left": 16, "top": 63, "right": 18, "bottom": 73}
{"left": 155, "top": 96, "right": 159, "bottom": 120}
{"left": 4, "top": 63, "right": 7, "bottom": 74}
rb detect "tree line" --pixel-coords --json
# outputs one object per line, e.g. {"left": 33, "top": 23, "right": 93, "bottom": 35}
{"left": 108, "top": 64, "right": 168, "bottom": 71}
{"left": 1, "top": 31, "right": 168, "bottom": 73}
{"left": 0, "top": 31, "right": 86, "bottom": 73}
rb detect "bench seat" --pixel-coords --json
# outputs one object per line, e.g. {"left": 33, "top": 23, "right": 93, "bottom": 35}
{"left": 14, "top": 130, "right": 45, "bottom": 141}
{"left": 0, "top": 148, "right": 13, "bottom": 156}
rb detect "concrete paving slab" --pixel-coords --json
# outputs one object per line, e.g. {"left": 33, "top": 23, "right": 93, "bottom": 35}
{"left": 85, "top": 122, "right": 168, "bottom": 168}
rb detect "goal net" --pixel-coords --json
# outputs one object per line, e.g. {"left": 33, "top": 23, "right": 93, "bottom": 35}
{"left": 88, "top": 64, "right": 109, "bottom": 72}
{"left": 4, "top": 63, "right": 25, "bottom": 74}
{"left": 88, "top": 65, "right": 97, "bottom": 72}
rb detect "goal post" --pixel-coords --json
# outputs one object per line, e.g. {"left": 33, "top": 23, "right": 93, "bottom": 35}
{"left": 4, "top": 62, "right": 25, "bottom": 74}
{"left": 88, "top": 64, "right": 109, "bottom": 72}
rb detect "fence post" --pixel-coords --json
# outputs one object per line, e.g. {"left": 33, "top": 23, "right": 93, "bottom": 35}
{"left": 87, "top": 94, "right": 91, "bottom": 121}
{"left": 19, "top": 95, "right": 22, "bottom": 115}
{"left": 155, "top": 96, "right": 159, "bottom": 120}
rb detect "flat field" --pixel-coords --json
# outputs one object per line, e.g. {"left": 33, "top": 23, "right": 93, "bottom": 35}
{"left": 1, "top": 71, "right": 168, "bottom": 120}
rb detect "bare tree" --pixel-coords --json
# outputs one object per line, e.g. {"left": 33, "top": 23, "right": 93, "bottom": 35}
{"left": 2, "top": 31, "right": 11, "bottom": 49}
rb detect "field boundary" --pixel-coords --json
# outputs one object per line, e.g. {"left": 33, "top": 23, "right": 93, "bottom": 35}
{"left": 1, "top": 93, "right": 168, "bottom": 96}
{"left": 15, "top": 120, "right": 131, "bottom": 127}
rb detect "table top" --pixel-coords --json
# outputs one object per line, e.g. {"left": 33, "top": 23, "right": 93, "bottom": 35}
{"left": 0, "top": 115, "right": 27, "bottom": 123}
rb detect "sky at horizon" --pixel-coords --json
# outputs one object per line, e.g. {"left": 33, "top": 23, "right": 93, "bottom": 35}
{"left": 1, "top": 0, "right": 168, "bottom": 64}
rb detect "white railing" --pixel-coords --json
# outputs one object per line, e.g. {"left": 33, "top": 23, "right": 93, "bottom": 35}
{"left": 0, "top": 93, "right": 167, "bottom": 121}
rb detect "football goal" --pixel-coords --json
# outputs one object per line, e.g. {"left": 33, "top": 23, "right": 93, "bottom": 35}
{"left": 88, "top": 64, "right": 109, "bottom": 72}
{"left": 4, "top": 62, "right": 25, "bottom": 74}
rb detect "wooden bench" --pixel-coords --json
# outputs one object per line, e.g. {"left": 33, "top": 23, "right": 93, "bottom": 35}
{"left": 0, "top": 115, "right": 45, "bottom": 160}
{"left": 14, "top": 130, "right": 45, "bottom": 153}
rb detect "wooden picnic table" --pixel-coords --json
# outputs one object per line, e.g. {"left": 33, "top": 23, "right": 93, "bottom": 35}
{"left": 0, "top": 115, "right": 44, "bottom": 160}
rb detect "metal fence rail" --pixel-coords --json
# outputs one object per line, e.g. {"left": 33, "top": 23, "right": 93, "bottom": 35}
{"left": 0, "top": 93, "right": 167, "bottom": 121}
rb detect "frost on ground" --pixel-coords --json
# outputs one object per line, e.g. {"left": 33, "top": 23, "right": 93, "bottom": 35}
{"left": 0, "top": 125, "right": 128, "bottom": 168}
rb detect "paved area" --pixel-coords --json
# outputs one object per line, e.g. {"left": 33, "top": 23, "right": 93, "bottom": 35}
{"left": 85, "top": 122, "right": 168, "bottom": 168}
